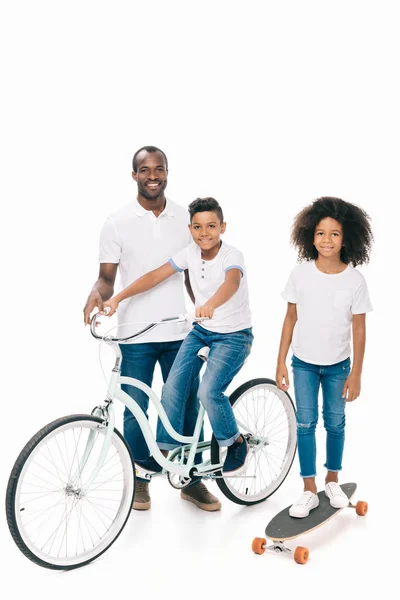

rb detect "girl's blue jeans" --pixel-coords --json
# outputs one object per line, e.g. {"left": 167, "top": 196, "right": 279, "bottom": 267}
{"left": 156, "top": 323, "right": 253, "bottom": 449}
{"left": 291, "top": 355, "right": 351, "bottom": 478}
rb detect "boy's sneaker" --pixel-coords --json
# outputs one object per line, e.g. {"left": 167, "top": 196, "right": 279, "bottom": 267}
{"left": 289, "top": 491, "right": 319, "bottom": 518}
{"left": 133, "top": 481, "right": 151, "bottom": 510}
{"left": 325, "top": 482, "right": 349, "bottom": 509}
{"left": 222, "top": 436, "right": 249, "bottom": 474}
{"left": 180, "top": 482, "right": 221, "bottom": 511}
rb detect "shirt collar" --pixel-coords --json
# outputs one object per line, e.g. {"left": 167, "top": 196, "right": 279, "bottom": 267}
{"left": 132, "top": 197, "right": 174, "bottom": 218}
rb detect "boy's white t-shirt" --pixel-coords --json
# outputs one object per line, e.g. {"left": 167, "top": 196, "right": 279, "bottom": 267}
{"left": 281, "top": 260, "right": 372, "bottom": 365}
{"left": 170, "top": 241, "right": 252, "bottom": 333}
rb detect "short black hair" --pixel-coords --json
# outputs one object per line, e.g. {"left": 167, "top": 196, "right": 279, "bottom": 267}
{"left": 188, "top": 197, "right": 224, "bottom": 224}
{"left": 291, "top": 196, "right": 373, "bottom": 266}
{"left": 132, "top": 146, "right": 168, "bottom": 173}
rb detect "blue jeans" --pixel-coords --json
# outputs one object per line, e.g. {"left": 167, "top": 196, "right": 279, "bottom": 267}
{"left": 156, "top": 324, "right": 253, "bottom": 449}
{"left": 120, "top": 341, "right": 199, "bottom": 462}
{"left": 292, "top": 355, "right": 351, "bottom": 478}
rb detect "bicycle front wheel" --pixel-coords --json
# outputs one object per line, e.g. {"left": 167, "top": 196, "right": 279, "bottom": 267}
{"left": 210, "top": 379, "right": 296, "bottom": 505}
{"left": 6, "top": 414, "right": 135, "bottom": 570}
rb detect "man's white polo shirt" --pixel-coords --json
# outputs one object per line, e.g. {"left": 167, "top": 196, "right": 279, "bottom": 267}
{"left": 99, "top": 198, "right": 191, "bottom": 342}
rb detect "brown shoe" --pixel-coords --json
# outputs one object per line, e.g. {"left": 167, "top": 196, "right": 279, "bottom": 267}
{"left": 180, "top": 482, "right": 221, "bottom": 511}
{"left": 133, "top": 480, "right": 151, "bottom": 510}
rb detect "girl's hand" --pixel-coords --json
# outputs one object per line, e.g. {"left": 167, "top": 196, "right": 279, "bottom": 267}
{"left": 102, "top": 298, "right": 119, "bottom": 317}
{"left": 196, "top": 304, "right": 215, "bottom": 319}
{"left": 276, "top": 364, "right": 290, "bottom": 391}
{"left": 342, "top": 372, "right": 361, "bottom": 402}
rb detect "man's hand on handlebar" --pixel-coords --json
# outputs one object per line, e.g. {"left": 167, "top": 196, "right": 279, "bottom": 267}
{"left": 83, "top": 291, "right": 104, "bottom": 325}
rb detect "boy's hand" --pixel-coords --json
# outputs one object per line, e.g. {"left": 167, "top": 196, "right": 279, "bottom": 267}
{"left": 102, "top": 298, "right": 119, "bottom": 317}
{"left": 276, "top": 364, "right": 290, "bottom": 391}
{"left": 196, "top": 304, "right": 215, "bottom": 319}
{"left": 342, "top": 372, "right": 361, "bottom": 402}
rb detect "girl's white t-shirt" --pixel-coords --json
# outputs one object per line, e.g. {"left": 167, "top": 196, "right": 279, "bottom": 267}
{"left": 281, "top": 261, "right": 372, "bottom": 365}
{"left": 170, "top": 241, "right": 252, "bottom": 333}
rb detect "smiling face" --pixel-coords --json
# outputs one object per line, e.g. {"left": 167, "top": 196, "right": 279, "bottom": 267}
{"left": 313, "top": 217, "right": 344, "bottom": 259}
{"left": 132, "top": 150, "right": 168, "bottom": 201}
{"left": 189, "top": 211, "right": 226, "bottom": 256}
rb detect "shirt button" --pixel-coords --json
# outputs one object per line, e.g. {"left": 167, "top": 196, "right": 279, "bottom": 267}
{"left": 201, "top": 276, "right": 204, "bottom": 279}
{"left": 201, "top": 268, "right": 204, "bottom": 271}
{"left": 202, "top": 261, "right": 205, "bottom": 264}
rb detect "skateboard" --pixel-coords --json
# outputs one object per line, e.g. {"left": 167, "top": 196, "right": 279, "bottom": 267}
{"left": 252, "top": 483, "right": 367, "bottom": 564}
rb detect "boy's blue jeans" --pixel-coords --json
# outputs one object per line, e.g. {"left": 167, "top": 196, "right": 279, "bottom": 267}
{"left": 156, "top": 323, "right": 253, "bottom": 449}
{"left": 120, "top": 340, "right": 199, "bottom": 462}
{"left": 291, "top": 355, "right": 351, "bottom": 478}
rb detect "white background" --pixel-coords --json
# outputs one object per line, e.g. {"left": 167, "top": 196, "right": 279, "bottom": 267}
{"left": 0, "top": 1, "right": 397, "bottom": 596}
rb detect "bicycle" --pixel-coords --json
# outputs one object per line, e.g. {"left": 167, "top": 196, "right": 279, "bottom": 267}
{"left": 6, "top": 313, "right": 297, "bottom": 570}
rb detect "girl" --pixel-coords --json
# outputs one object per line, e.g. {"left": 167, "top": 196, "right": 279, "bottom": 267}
{"left": 276, "top": 197, "right": 373, "bottom": 518}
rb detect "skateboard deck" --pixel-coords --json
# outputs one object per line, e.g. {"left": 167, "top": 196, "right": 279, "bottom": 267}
{"left": 252, "top": 482, "right": 367, "bottom": 563}
{"left": 265, "top": 482, "right": 356, "bottom": 541}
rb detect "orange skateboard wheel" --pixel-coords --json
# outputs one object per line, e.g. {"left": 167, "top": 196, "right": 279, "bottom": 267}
{"left": 294, "top": 546, "right": 309, "bottom": 564}
{"left": 252, "top": 537, "right": 266, "bottom": 554}
{"left": 356, "top": 501, "right": 368, "bottom": 516}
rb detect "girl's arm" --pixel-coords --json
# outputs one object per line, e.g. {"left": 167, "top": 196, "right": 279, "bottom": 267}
{"left": 103, "top": 262, "right": 176, "bottom": 316}
{"left": 276, "top": 303, "right": 297, "bottom": 391}
{"left": 195, "top": 268, "right": 241, "bottom": 318}
{"left": 342, "top": 313, "right": 366, "bottom": 401}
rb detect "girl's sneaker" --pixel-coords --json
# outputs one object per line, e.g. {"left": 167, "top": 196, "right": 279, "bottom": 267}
{"left": 325, "top": 482, "right": 349, "bottom": 508}
{"left": 289, "top": 491, "right": 319, "bottom": 518}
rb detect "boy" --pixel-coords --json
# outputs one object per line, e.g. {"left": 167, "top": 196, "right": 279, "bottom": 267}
{"left": 104, "top": 197, "right": 253, "bottom": 482}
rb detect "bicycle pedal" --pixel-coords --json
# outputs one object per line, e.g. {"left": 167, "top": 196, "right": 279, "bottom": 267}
{"left": 135, "top": 464, "right": 159, "bottom": 481}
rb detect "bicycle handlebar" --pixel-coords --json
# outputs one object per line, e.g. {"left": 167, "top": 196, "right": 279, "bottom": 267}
{"left": 90, "top": 313, "right": 205, "bottom": 343}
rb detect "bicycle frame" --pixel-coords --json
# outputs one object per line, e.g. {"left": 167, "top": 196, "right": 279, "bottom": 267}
{"left": 80, "top": 339, "right": 222, "bottom": 493}
{"left": 82, "top": 313, "right": 261, "bottom": 493}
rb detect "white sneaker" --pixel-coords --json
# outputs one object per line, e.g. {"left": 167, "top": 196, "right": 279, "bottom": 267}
{"left": 325, "top": 482, "right": 349, "bottom": 508}
{"left": 289, "top": 491, "right": 319, "bottom": 518}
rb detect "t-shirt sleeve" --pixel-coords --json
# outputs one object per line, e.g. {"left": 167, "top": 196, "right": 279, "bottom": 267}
{"left": 222, "top": 250, "right": 245, "bottom": 276}
{"left": 169, "top": 246, "right": 189, "bottom": 272}
{"left": 352, "top": 279, "right": 373, "bottom": 314}
{"left": 281, "top": 269, "right": 297, "bottom": 303}
{"left": 99, "top": 218, "right": 121, "bottom": 264}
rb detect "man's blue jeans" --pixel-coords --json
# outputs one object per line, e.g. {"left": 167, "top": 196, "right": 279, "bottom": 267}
{"left": 292, "top": 355, "right": 351, "bottom": 478}
{"left": 120, "top": 341, "right": 199, "bottom": 462}
{"left": 156, "top": 324, "right": 253, "bottom": 450}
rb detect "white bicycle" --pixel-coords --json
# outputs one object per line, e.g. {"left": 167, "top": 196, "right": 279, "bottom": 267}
{"left": 6, "top": 314, "right": 297, "bottom": 570}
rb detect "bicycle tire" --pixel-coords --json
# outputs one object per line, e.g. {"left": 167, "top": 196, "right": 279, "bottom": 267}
{"left": 6, "top": 414, "right": 135, "bottom": 570}
{"left": 210, "top": 378, "right": 296, "bottom": 506}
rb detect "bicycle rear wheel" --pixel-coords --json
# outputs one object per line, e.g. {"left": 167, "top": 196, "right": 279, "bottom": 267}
{"left": 210, "top": 379, "right": 296, "bottom": 505}
{"left": 6, "top": 414, "right": 135, "bottom": 570}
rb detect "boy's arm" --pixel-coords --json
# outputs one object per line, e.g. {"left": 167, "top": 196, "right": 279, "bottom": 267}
{"left": 342, "top": 313, "right": 366, "bottom": 402}
{"left": 184, "top": 269, "right": 195, "bottom": 305}
{"left": 196, "top": 268, "right": 241, "bottom": 318}
{"left": 276, "top": 303, "right": 297, "bottom": 390}
{"left": 104, "top": 262, "right": 176, "bottom": 316}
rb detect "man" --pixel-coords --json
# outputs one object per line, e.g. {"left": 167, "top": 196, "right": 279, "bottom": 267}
{"left": 83, "top": 146, "right": 221, "bottom": 511}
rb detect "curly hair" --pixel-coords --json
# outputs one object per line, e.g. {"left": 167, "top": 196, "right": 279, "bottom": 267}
{"left": 291, "top": 197, "right": 373, "bottom": 266}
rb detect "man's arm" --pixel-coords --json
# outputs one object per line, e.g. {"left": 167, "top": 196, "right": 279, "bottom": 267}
{"left": 83, "top": 263, "right": 118, "bottom": 324}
